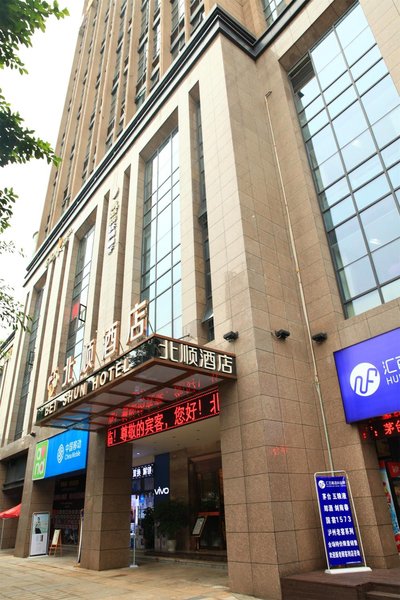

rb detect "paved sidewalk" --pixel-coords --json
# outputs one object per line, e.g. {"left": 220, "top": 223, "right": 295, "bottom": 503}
{"left": 0, "top": 550, "right": 265, "bottom": 600}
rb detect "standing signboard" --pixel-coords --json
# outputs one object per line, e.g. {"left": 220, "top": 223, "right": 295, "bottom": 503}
{"left": 314, "top": 471, "right": 370, "bottom": 573}
{"left": 30, "top": 512, "right": 50, "bottom": 556}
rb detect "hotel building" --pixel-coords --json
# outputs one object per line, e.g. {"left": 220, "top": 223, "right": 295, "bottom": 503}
{"left": 1, "top": 0, "right": 400, "bottom": 598}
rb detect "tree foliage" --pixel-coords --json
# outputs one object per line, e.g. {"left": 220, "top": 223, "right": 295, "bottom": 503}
{"left": 0, "top": 0, "right": 68, "bottom": 335}
{"left": 0, "top": 1, "right": 68, "bottom": 169}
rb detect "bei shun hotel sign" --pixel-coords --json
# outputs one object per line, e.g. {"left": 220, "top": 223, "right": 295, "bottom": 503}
{"left": 36, "top": 335, "right": 236, "bottom": 431}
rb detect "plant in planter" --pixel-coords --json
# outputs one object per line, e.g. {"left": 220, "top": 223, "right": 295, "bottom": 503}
{"left": 141, "top": 507, "right": 155, "bottom": 549}
{"left": 153, "top": 499, "right": 189, "bottom": 552}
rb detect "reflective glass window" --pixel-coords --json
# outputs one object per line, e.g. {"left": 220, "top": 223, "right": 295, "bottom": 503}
{"left": 338, "top": 256, "right": 376, "bottom": 300}
{"left": 341, "top": 129, "right": 375, "bottom": 171}
{"left": 372, "top": 239, "right": 400, "bottom": 284}
{"left": 362, "top": 76, "right": 399, "bottom": 124}
{"left": 323, "top": 197, "right": 355, "bottom": 230}
{"left": 314, "top": 153, "right": 344, "bottom": 192}
{"left": 319, "top": 177, "right": 350, "bottom": 209}
{"left": 328, "top": 86, "right": 357, "bottom": 119}
{"left": 332, "top": 101, "right": 368, "bottom": 148}
{"left": 290, "top": 2, "right": 400, "bottom": 317}
{"left": 141, "top": 129, "right": 181, "bottom": 337}
{"left": 361, "top": 196, "right": 400, "bottom": 249}
{"left": 353, "top": 174, "right": 390, "bottom": 210}
{"left": 372, "top": 107, "right": 400, "bottom": 147}
{"left": 329, "top": 217, "right": 367, "bottom": 268}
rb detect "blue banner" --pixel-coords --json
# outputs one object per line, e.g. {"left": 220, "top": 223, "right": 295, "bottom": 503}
{"left": 334, "top": 327, "right": 400, "bottom": 422}
{"left": 32, "top": 430, "right": 89, "bottom": 480}
{"left": 315, "top": 474, "right": 363, "bottom": 569}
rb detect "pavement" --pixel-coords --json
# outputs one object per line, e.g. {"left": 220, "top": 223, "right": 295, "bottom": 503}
{"left": 0, "top": 549, "right": 265, "bottom": 600}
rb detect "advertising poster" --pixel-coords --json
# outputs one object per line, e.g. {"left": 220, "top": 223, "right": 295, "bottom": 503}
{"left": 30, "top": 512, "right": 50, "bottom": 556}
{"left": 315, "top": 472, "right": 369, "bottom": 572}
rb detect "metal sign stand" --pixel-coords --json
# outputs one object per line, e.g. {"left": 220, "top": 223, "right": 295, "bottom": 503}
{"left": 130, "top": 533, "right": 138, "bottom": 568}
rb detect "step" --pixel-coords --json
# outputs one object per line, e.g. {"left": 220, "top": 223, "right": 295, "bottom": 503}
{"left": 366, "top": 591, "right": 400, "bottom": 600}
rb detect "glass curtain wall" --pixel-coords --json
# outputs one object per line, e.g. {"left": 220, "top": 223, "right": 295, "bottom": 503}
{"left": 290, "top": 2, "right": 400, "bottom": 317}
{"left": 65, "top": 226, "right": 95, "bottom": 381}
{"left": 141, "top": 130, "right": 181, "bottom": 337}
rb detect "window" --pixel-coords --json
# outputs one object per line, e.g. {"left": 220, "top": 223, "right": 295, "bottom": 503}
{"left": 141, "top": 130, "right": 181, "bottom": 337}
{"left": 64, "top": 227, "right": 95, "bottom": 383}
{"left": 290, "top": 3, "right": 400, "bottom": 317}
{"left": 171, "top": 0, "right": 185, "bottom": 33}
{"left": 153, "top": 21, "right": 160, "bottom": 60}
{"left": 261, "top": 0, "right": 285, "bottom": 28}
{"left": 196, "top": 102, "right": 214, "bottom": 340}
{"left": 140, "top": 0, "right": 149, "bottom": 38}
{"left": 14, "top": 290, "right": 44, "bottom": 440}
{"left": 137, "top": 40, "right": 148, "bottom": 88}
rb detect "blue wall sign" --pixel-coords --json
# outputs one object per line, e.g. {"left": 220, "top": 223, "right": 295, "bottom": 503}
{"left": 334, "top": 328, "right": 400, "bottom": 423}
{"left": 315, "top": 474, "right": 364, "bottom": 569}
{"left": 32, "top": 430, "right": 89, "bottom": 480}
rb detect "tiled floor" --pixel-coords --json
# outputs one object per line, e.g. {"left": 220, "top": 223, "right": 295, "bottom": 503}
{"left": 0, "top": 550, "right": 265, "bottom": 600}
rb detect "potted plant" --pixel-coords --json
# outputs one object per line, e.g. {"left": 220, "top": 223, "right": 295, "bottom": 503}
{"left": 153, "top": 499, "right": 188, "bottom": 552}
{"left": 141, "top": 507, "right": 155, "bottom": 549}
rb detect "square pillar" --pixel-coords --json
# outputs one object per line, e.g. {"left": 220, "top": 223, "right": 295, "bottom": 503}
{"left": 14, "top": 443, "right": 55, "bottom": 557}
{"left": 80, "top": 430, "right": 132, "bottom": 570}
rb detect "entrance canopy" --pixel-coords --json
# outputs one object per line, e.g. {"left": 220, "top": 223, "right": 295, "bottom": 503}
{"left": 0, "top": 504, "right": 21, "bottom": 519}
{"left": 36, "top": 335, "right": 236, "bottom": 432}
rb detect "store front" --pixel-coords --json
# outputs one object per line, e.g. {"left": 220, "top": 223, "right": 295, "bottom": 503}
{"left": 33, "top": 331, "right": 235, "bottom": 568}
{"left": 334, "top": 327, "right": 400, "bottom": 554}
{"left": 31, "top": 429, "right": 88, "bottom": 551}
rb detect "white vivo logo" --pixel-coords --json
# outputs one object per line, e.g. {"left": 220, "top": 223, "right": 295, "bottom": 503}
{"left": 154, "top": 486, "right": 169, "bottom": 495}
{"left": 350, "top": 362, "right": 380, "bottom": 397}
{"left": 57, "top": 444, "right": 64, "bottom": 464}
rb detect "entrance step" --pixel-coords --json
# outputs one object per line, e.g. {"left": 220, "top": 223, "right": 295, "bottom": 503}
{"left": 281, "top": 569, "right": 400, "bottom": 600}
{"left": 136, "top": 549, "right": 227, "bottom": 570}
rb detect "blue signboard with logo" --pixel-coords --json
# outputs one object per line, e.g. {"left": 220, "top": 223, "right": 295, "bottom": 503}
{"left": 315, "top": 473, "right": 365, "bottom": 570}
{"left": 32, "top": 430, "right": 89, "bottom": 480}
{"left": 334, "top": 328, "right": 400, "bottom": 423}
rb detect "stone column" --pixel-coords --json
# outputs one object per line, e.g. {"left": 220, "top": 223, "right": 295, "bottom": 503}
{"left": 80, "top": 430, "right": 132, "bottom": 570}
{"left": 14, "top": 442, "right": 55, "bottom": 557}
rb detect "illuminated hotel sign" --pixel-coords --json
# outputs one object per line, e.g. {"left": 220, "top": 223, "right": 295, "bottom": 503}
{"left": 334, "top": 328, "right": 400, "bottom": 423}
{"left": 107, "top": 389, "right": 220, "bottom": 447}
{"left": 36, "top": 335, "right": 235, "bottom": 429}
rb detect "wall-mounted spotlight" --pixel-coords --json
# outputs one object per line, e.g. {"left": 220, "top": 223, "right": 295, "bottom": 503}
{"left": 274, "top": 329, "right": 290, "bottom": 340}
{"left": 311, "top": 332, "right": 328, "bottom": 343}
{"left": 223, "top": 331, "right": 239, "bottom": 342}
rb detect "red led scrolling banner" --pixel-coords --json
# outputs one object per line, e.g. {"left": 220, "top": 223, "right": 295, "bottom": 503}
{"left": 107, "top": 389, "right": 220, "bottom": 447}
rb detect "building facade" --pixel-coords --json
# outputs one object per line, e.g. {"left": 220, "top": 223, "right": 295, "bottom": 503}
{"left": 1, "top": 0, "right": 400, "bottom": 598}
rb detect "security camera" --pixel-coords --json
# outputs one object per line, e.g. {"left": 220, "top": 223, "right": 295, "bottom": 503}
{"left": 311, "top": 332, "right": 328, "bottom": 343}
{"left": 223, "top": 331, "right": 239, "bottom": 342}
{"left": 274, "top": 329, "right": 290, "bottom": 340}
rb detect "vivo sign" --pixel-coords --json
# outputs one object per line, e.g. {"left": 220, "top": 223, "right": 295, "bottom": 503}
{"left": 334, "top": 328, "right": 400, "bottom": 423}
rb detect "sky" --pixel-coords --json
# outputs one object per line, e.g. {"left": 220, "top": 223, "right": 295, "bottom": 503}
{"left": 0, "top": 1, "right": 84, "bottom": 338}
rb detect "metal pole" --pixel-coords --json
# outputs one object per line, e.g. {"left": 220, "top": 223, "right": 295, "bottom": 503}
{"left": 0, "top": 520, "right": 4, "bottom": 549}
{"left": 130, "top": 533, "right": 138, "bottom": 568}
